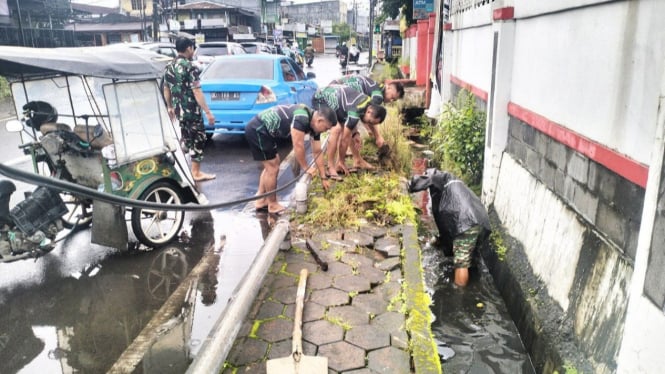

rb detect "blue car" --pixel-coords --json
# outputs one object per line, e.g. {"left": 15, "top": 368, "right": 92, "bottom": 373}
{"left": 200, "top": 54, "right": 318, "bottom": 135}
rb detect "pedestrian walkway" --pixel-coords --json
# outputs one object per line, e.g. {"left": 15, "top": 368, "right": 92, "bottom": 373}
{"left": 221, "top": 218, "right": 440, "bottom": 373}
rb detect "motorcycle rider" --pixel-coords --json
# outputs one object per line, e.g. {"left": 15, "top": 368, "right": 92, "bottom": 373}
{"left": 339, "top": 42, "right": 349, "bottom": 67}
{"left": 304, "top": 41, "right": 315, "bottom": 68}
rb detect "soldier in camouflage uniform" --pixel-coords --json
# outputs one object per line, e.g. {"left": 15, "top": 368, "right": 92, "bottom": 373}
{"left": 312, "top": 85, "right": 386, "bottom": 179}
{"left": 245, "top": 104, "right": 337, "bottom": 214}
{"left": 163, "top": 37, "right": 216, "bottom": 181}
{"left": 330, "top": 75, "right": 405, "bottom": 105}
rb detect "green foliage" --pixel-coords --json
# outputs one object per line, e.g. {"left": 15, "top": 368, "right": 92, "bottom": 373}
{"left": 0, "top": 77, "right": 9, "bottom": 99}
{"left": 490, "top": 230, "right": 507, "bottom": 261}
{"left": 381, "top": 0, "right": 413, "bottom": 25}
{"left": 423, "top": 89, "right": 486, "bottom": 186}
{"left": 300, "top": 172, "right": 416, "bottom": 230}
{"left": 362, "top": 106, "right": 412, "bottom": 174}
{"left": 332, "top": 23, "right": 355, "bottom": 44}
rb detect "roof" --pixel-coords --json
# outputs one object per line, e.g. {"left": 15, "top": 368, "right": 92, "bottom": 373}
{"left": 177, "top": 1, "right": 234, "bottom": 10}
{"left": 0, "top": 45, "right": 169, "bottom": 80}
{"left": 70, "top": 2, "right": 118, "bottom": 14}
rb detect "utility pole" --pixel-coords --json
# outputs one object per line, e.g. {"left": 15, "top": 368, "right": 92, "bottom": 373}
{"left": 368, "top": 0, "right": 375, "bottom": 67}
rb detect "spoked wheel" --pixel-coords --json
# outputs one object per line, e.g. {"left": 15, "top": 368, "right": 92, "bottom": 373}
{"left": 146, "top": 247, "right": 188, "bottom": 300}
{"left": 60, "top": 193, "right": 93, "bottom": 230}
{"left": 131, "top": 182, "right": 185, "bottom": 248}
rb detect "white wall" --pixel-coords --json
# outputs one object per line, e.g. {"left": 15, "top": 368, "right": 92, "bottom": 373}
{"left": 450, "top": 25, "right": 493, "bottom": 94}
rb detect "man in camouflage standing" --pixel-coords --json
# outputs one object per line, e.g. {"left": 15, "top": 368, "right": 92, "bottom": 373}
{"left": 163, "top": 37, "right": 216, "bottom": 181}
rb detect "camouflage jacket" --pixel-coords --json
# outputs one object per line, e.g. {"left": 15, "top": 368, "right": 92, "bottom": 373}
{"left": 164, "top": 56, "right": 202, "bottom": 122}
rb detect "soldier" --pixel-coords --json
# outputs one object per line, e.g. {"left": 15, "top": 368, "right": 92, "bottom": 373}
{"left": 330, "top": 74, "right": 405, "bottom": 105}
{"left": 312, "top": 85, "right": 386, "bottom": 179}
{"left": 245, "top": 104, "right": 337, "bottom": 214}
{"left": 163, "top": 37, "right": 216, "bottom": 181}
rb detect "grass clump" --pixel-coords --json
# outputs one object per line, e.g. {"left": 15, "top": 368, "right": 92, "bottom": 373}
{"left": 299, "top": 172, "right": 416, "bottom": 231}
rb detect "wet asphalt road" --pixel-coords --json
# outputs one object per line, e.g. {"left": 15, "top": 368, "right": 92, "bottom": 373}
{"left": 0, "top": 53, "right": 354, "bottom": 373}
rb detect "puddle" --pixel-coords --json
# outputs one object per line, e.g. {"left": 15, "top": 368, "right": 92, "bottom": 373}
{"left": 412, "top": 157, "right": 535, "bottom": 373}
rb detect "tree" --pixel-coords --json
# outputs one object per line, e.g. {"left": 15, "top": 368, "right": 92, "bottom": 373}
{"left": 380, "top": 0, "right": 413, "bottom": 25}
{"left": 332, "top": 23, "right": 355, "bottom": 44}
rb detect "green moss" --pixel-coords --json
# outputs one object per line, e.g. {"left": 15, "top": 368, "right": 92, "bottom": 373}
{"left": 0, "top": 77, "right": 9, "bottom": 99}
{"left": 490, "top": 229, "right": 508, "bottom": 261}
{"left": 325, "top": 314, "right": 352, "bottom": 331}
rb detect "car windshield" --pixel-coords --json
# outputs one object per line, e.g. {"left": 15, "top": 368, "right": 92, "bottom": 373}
{"left": 243, "top": 45, "right": 257, "bottom": 53}
{"left": 196, "top": 46, "right": 228, "bottom": 56}
{"left": 203, "top": 59, "right": 274, "bottom": 80}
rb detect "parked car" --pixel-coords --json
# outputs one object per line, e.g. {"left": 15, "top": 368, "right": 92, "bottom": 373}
{"left": 128, "top": 42, "right": 177, "bottom": 58}
{"left": 240, "top": 42, "right": 273, "bottom": 54}
{"left": 200, "top": 54, "right": 317, "bottom": 135}
{"left": 193, "top": 41, "right": 246, "bottom": 70}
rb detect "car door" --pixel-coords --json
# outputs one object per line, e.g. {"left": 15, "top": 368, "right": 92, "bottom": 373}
{"left": 282, "top": 58, "right": 317, "bottom": 105}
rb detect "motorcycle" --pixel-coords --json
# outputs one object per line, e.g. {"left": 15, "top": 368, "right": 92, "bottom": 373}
{"left": 305, "top": 54, "right": 314, "bottom": 68}
{"left": 339, "top": 52, "right": 348, "bottom": 68}
{"left": 0, "top": 45, "right": 207, "bottom": 262}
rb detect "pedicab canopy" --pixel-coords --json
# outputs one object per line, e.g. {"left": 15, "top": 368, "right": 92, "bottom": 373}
{"left": 0, "top": 45, "right": 169, "bottom": 80}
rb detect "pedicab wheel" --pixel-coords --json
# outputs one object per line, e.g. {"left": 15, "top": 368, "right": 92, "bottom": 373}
{"left": 146, "top": 247, "right": 188, "bottom": 300}
{"left": 131, "top": 181, "right": 185, "bottom": 248}
{"left": 60, "top": 193, "right": 93, "bottom": 230}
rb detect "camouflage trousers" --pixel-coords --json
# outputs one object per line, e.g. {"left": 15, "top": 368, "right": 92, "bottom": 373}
{"left": 180, "top": 118, "right": 207, "bottom": 163}
{"left": 453, "top": 226, "right": 481, "bottom": 269}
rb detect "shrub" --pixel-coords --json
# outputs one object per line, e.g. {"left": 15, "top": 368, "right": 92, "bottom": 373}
{"left": 361, "top": 105, "right": 412, "bottom": 174}
{"left": 0, "top": 77, "right": 10, "bottom": 98}
{"left": 424, "top": 89, "right": 486, "bottom": 186}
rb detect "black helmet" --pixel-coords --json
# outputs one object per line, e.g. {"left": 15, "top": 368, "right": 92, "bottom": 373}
{"left": 22, "top": 101, "right": 58, "bottom": 130}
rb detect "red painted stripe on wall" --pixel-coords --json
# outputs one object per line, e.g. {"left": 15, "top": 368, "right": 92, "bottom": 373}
{"left": 450, "top": 75, "right": 488, "bottom": 101}
{"left": 508, "top": 102, "right": 648, "bottom": 188}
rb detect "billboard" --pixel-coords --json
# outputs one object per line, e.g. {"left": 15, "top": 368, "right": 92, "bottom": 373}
{"left": 413, "top": 0, "right": 434, "bottom": 20}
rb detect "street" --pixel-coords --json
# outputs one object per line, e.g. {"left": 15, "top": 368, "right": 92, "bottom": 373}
{"left": 0, "top": 52, "right": 356, "bottom": 373}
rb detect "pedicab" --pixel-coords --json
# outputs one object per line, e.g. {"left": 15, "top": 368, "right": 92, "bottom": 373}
{"left": 0, "top": 45, "right": 207, "bottom": 261}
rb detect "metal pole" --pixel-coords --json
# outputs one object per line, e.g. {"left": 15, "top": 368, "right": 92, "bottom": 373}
{"left": 368, "top": 0, "right": 375, "bottom": 68}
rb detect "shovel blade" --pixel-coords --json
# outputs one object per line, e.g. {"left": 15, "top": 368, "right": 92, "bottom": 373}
{"left": 266, "top": 355, "right": 328, "bottom": 374}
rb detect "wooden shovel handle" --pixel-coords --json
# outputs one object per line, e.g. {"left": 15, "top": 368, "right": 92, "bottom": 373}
{"left": 292, "top": 268, "right": 308, "bottom": 357}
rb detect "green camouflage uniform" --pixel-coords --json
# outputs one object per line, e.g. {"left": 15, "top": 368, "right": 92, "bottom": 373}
{"left": 164, "top": 56, "right": 207, "bottom": 162}
{"left": 453, "top": 226, "right": 481, "bottom": 268}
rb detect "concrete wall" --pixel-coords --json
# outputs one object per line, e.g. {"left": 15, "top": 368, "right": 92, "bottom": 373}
{"left": 440, "top": 0, "right": 665, "bottom": 372}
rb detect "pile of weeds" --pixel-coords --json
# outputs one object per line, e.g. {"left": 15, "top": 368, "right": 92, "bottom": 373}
{"left": 297, "top": 171, "right": 416, "bottom": 232}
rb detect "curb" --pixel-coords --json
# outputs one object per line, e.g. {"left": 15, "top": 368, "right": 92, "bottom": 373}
{"left": 186, "top": 216, "right": 291, "bottom": 374}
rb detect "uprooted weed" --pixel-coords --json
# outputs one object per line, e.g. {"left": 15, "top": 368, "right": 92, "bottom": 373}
{"left": 297, "top": 171, "right": 416, "bottom": 232}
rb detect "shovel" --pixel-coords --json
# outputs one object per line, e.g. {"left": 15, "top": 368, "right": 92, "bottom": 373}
{"left": 267, "top": 269, "right": 328, "bottom": 373}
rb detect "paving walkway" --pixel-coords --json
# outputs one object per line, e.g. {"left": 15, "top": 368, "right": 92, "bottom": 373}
{"left": 222, "top": 219, "right": 440, "bottom": 374}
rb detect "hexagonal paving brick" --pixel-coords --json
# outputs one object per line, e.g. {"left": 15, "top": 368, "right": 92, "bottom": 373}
{"left": 311, "top": 230, "right": 343, "bottom": 243}
{"left": 344, "top": 369, "right": 380, "bottom": 374}
{"left": 285, "top": 261, "right": 319, "bottom": 275}
{"left": 223, "top": 361, "right": 266, "bottom": 374}
{"left": 376, "top": 257, "right": 401, "bottom": 271}
{"left": 358, "top": 264, "right": 387, "bottom": 285}
{"left": 345, "top": 324, "right": 390, "bottom": 350}
{"left": 374, "top": 281, "right": 401, "bottom": 302}
{"left": 375, "top": 237, "right": 401, "bottom": 257}
{"left": 256, "top": 300, "right": 285, "bottom": 320}
{"left": 226, "top": 337, "right": 269, "bottom": 366}
{"left": 302, "top": 319, "right": 344, "bottom": 345}
{"left": 372, "top": 311, "right": 406, "bottom": 333}
{"left": 327, "top": 305, "right": 370, "bottom": 326}
{"left": 359, "top": 224, "right": 388, "bottom": 239}
{"left": 344, "top": 231, "right": 375, "bottom": 247}
{"left": 391, "top": 330, "right": 409, "bottom": 350}
{"left": 271, "top": 285, "right": 298, "bottom": 304}
{"left": 307, "top": 271, "right": 334, "bottom": 290}
{"left": 310, "top": 288, "right": 349, "bottom": 307}
{"left": 318, "top": 341, "right": 366, "bottom": 372}
{"left": 326, "top": 261, "right": 354, "bottom": 276}
{"left": 267, "top": 338, "right": 317, "bottom": 359}
{"left": 387, "top": 224, "right": 407, "bottom": 236}
{"left": 256, "top": 318, "right": 294, "bottom": 343}
{"left": 284, "top": 301, "right": 326, "bottom": 323}
{"left": 341, "top": 252, "right": 375, "bottom": 269}
{"left": 333, "top": 274, "right": 371, "bottom": 293}
{"left": 269, "top": 273, "right": 297, "bottom": 289}
{"left": 367, "top": 346, "right": 411, "bottom": 373}
{"left": 352, "top": 293, "right": 389, "bottom": 315}
{"left": 326, "top": 238, "right": 358, "bottom": 253}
